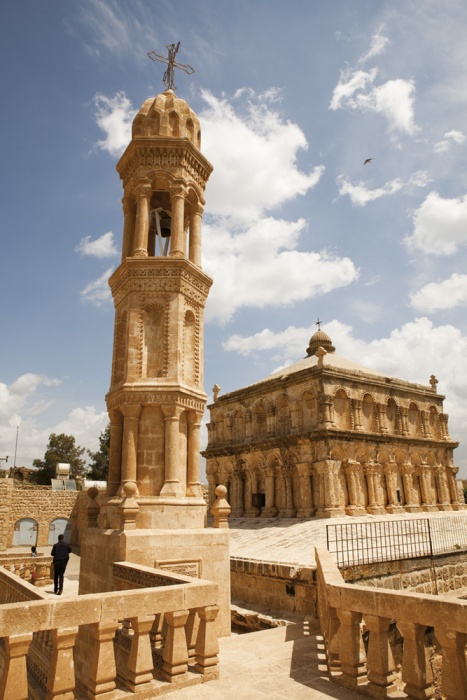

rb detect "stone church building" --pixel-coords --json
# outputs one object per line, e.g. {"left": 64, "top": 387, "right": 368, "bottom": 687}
{"left": 204, "top": 328, "right": 464, "bottom": 518}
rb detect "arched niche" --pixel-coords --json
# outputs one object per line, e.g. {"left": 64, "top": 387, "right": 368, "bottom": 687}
{"left": 408, "top": 402, "right": 421, "bottom": 437}
{"left": 387, "top": 398, "right": 399, "bottom": 435}
{"left": 361, "top": 393, "right": 377, "bottom": 432}
{"left": 301, "top": 390, "right": 318, "bottom": 430}
{"left": 333, "top": 388, "right": 351, "bottom": 430}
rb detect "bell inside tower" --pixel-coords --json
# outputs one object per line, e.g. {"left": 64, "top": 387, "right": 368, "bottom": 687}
{"left": 148, "top": 191, "right": 172, "bottom": 257}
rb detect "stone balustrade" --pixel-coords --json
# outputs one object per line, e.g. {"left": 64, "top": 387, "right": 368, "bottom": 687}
{"left": 0, "top": 554, "right": 52, "bottom": 587}
{"left": 0, "top": 562, "right": 220, "bottom": 699}
{"left": 316, "top": 546, "right": 467, "bottom": 700}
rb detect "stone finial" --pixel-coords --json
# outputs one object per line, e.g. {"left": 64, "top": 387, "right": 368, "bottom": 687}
{"left": 212, "top": 384, "right": 221, "bottom": 402}
{"left": 86, "top": 486, "right": 100, "bottom": 528}
{"left": 315, "top": 346, "right": 327, "bottom": 368}
{"left": 119, "top": 481, "right": 139, "bottom": 530}
{"left": 210, "top": 485, "right": 231, "bottom": 529}
{"left": 429, "top": 375, "right": 438, "bottom": 392}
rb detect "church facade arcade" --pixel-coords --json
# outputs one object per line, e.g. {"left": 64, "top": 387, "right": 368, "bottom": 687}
{"left": 203, "top": 330, "right": 464, "bottom": 518}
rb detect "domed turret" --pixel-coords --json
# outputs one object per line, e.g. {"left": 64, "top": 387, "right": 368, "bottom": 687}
{"left": 131, "top": 89, "right": 201, "bottom": 148}
{"left": 306, "top": 329, "right": 335, "bottom": 357}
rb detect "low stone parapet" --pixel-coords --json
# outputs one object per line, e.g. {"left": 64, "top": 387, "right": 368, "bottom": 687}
{"left": 316, "top": 546, "right": 467, "bottom": 700}
{"left": 0, "top": 561, "right": 221, "bottom": 699}
{"left": 0, "top": 553, "right": 52, "bottom": 587}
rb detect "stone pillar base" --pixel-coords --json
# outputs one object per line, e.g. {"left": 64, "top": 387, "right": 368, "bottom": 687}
{"left": 404, "top": 505, "right": 423, "bottom": 513}
{"left": 366, "top": 506, "right": 387, "bottom": 515}
{"left": 261, "top": 508, "right": 278, "bottom": 518}
{"left": 316, "top": 507, "right": 346, "bottom": 519}
{"left": 345, "top": 506, "right": 367, "bottom": 517}
{"left": 280, "top": 509, "right": 297, "bottom": 518}
{"left": 386, "top": 505, "right": 405, "bottom": 514}
{"left": 245, "top": 509, "right": 261, "bottom": 518}
{"left": 421, "top": 504, "right": 439, "bottom": 512}
{"left": 437, "top": 504, "right": 453, "bottom": 511}
{"left": 230, "top": 510, "right": 245, "bottom": 518}
{"left": 296, "top": 508, "right": 316, "bottom": 518}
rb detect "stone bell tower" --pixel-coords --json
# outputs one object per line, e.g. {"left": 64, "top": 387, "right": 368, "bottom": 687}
{"left": 105, "top": 89, "right": 213, "bottom": 527}
{"left": 79, "top": 90, "right": 231, "bottom": 635}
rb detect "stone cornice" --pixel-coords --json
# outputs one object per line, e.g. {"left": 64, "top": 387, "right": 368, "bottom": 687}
{"left": 208, "top": 363, "right": 445, "bottom": 409}
{"left": 106, "top": 384, "right": 207, "bottom": 413}
{"left": 117, "top": 138, "right": 213, "bottom": 191}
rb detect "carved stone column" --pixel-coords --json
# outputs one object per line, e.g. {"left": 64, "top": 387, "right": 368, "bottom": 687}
{"left": 262, "top": 469, "right": 278, "bottom": 517}
{"left": 189, "top": 203, "right": 203, "bottom": 266}
{"left": 107, "top": 408, "right": 123, "bottom": 497}
{"left": 119, "top": 404, "right": 141, "bottom": 495}
{"left": 400, "top": 406, "right": 409, "bottom": 436}
{"left": 160, "top": 405, "right": 184, "bottom": 497}
{"left": 121, "top": 195, "right": 136, "bottom": 260}
{"left": 364, "top": 463, "right": 386, "bottom": 515}
{"left": 420, "top": 410, "right": 430, "bottom": 438}
{"left": 230, "top": 472, "right": 245, "bottom": 517}
{"left": 377, "top": 403, "right": 388, "bottom": 434}
{"left": 133, "top": 183, "right": 151, "bottom": 257}
{"left": 245, "top": 473, "right": 260, "bottom": 517}
{"left": 87, "top": 621, "right": 119, "bottom": 697}
{"left": 46, "top": 627, "right": 79, "bottom": 700}
{"left": 186, "top": 411, "right": 203, "bottom": 497}
{"left": 401, "top": 463, "right": 422, "bottom": 513}
{"left": 397, "top": 622, "right": 433, "bottom": 700}
{"left": 162, "top": 610, "right": 190, "bottom": 682}
{"left": 436, "top": 466, "right": 452, "bottom": 511}
{"left": 296, "top": 463, "right": 315, "bottom": 517}
{"left": 169, "top": 189, "right": 186, "bottom": 257}
{"left": 447, "top": 466, "right": 466, "bottom": 510}
{"left": 365, "top": 615, "right": 396, "bottom": 696}
{"left": 282, "top": 471, "right": 296, "bottom": 518}
{"left": 315, "top": 460, "right": 345, "bottom": 518}
{"left": 194, "top": 605, "right": 220, "bottom": 679}
{"left": 344, "top": 461, "right": 366, "bottom": 516}
{"left": 352, "top": 399, "right": 363, "bottom": 431}
{"left": 321, "top": 395, "right": 333, "bottom": 428}
{"left": 418, "top": 464, "right": 437, "bottom": 512}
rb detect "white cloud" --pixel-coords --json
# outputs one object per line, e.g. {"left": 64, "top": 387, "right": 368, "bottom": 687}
{"left": 358, "top": 32, "right": 390, "bottom": 63}
{"left": 93, "top": 92, "right": 135, "bottom": 157}
{"left": 410, "top": 273, "right": 467, "bottom": 312}
{"left": 200, "top": 89, "right": 324, "bottom": 222}
{"left": 408, "top": 170, "right": 432, "bottom": 188}
{"left": 330, "top": 67, "right": 418, "bottom": 136}
{"left": 337, "top": 176, "right": 404, "bottom": 206}
{"left": 405, "top": 191, "right": 467, "bottom": 255}
{"left": 0, "top": 374, "right": 108, "bottom": 469}
{"left": 223, "top": 318, "right": 467, "bottom": 473}
{"left": 330, "top": 68, "right": 378, "bottom": 111}
{"left": 203, "top": 217, "right": 358, "bottom": 324}
{"left": 76, "top": 231, "right": 119, "bottom": 258}
{"left": 80, "top": 268, "right": 114, "bottom": 306}
{"left": 434, "top": 129, "right": 465, "bottom": 153}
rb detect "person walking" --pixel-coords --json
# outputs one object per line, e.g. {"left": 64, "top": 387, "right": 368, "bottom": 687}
{"left": 51, "top": 534, "right": 71, "bottom": 595}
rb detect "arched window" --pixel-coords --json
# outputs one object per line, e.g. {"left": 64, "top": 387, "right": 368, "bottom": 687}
{"left": 254, "top": 403, "right": 267, "bottom": 438}
{"left": 276, "top": 395, "right": 290, "bottom": 435}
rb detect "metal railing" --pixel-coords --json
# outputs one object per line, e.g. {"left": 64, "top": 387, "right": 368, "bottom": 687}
{"left": 326, "top": 516, "right": 467, "bottom": 568}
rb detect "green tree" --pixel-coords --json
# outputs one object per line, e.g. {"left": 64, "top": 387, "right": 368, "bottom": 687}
{"left": 32, "top": 433, "right": 86, "bottom": 485}
{"left": 87, "top": 424, "right": 110, "bottom": 481}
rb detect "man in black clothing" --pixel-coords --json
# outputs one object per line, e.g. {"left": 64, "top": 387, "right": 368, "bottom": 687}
{"left": 51, "top": 534, "right": 71, "bottom": 595}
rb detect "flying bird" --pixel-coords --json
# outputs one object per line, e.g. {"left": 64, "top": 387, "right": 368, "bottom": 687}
{"left": 364, "top": 158, "right": 373, "bottom": 165}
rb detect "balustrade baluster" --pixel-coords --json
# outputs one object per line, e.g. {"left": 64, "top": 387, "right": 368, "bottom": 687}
{"left": 150, "top": 613, "right": 164, "bottom": 648}
{"left": 46, "top": 627, "right": 79, "bottom": 700}
{"left": 336, "top": 609, "right": 367, "bottom": 689}
{"left": 326, "top": 605, "right": 341, "bottom": 671}
{"left": 397, "top": 621, "right": 433, "bottom": 700}
{"left": 185, "top": 608, "right": 199, "bottom": 659}
{"left": 162, "top": 609, "right": 189, "bottom": 682}
{"left": 126, "top": 615, "right": 154, "bottom": 692}
{"left": 194, "top": 604, "right": 220, "bottom": 679}
{"left": 87, "top": 620, "right": 119, "bottom": 699}
{"left": 0, "top": 633, "right": 32, "bottom": 700}
{"left": 436, "top": 628, "right": 467, "bottom": 700}
{"left": 364, "top": 615, "right": 396, "bottom": 697}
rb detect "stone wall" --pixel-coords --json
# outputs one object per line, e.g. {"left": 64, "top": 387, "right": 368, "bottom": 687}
{"left": 230, "top": 557, "right": 317, "bottom": 616}
{"left": 0, "top": 481, "right": 105, "bottom": 550}
{"left": 232, "top": 550, "right": 467, "bottom": 619}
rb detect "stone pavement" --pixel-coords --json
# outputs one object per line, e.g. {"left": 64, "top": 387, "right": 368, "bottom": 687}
{"left": 227, "top": 509, "right": 467, "bottom": 566}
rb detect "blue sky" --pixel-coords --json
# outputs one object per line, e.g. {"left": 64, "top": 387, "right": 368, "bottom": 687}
{"left": 1, "top": 0, "right": 467, "bottom": 478}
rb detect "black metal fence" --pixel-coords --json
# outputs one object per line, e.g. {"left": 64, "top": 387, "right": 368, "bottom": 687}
{"left": 326, "top": 516, "right": 467, "bottom": 568}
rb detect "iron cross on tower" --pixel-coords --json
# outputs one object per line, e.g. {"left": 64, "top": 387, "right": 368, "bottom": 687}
{"left": 147, "top": 42, "right": 194, "bottom": 91}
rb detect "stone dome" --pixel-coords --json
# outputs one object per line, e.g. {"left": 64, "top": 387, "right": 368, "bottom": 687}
{"left": 131, "top": 90, "right": 201, "bottom": 148}
{"left": 306, "top": 329, "right": 336, "bottom": 357}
